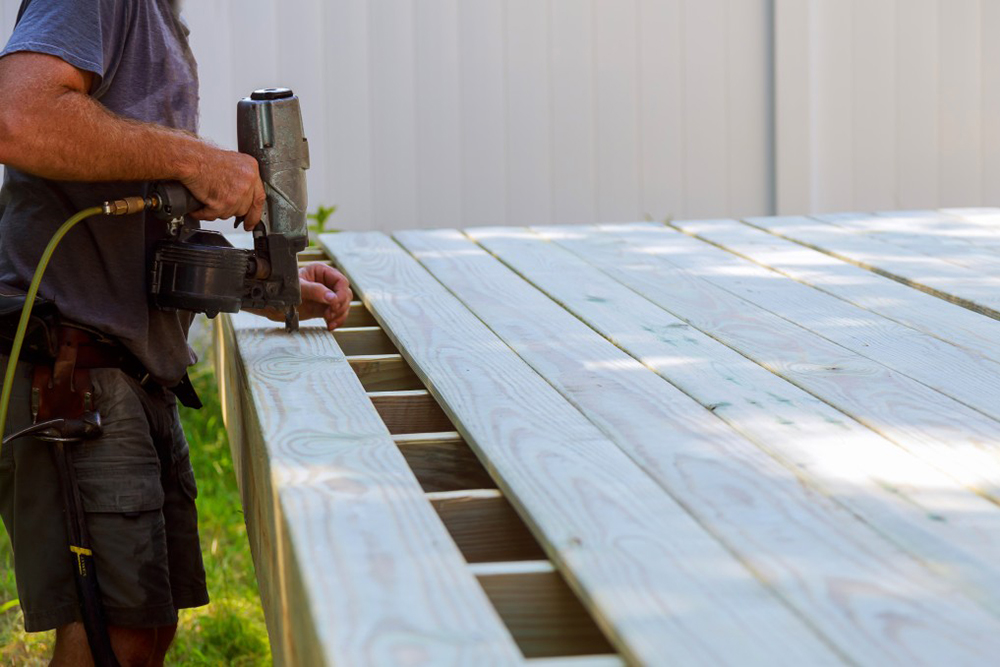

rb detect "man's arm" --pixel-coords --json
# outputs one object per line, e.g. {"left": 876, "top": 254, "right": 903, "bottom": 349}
{"left": 0, "top": 51, "right": 264, "bottom": 225}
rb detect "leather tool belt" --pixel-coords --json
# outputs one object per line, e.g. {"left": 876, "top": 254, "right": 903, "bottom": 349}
{"left": 0, "top": 285, "right": 202, "bottom": 416}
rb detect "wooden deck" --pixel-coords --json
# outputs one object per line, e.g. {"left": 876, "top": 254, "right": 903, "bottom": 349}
{"left": 215, "top": 210, "right": 1000, "bottom": 666}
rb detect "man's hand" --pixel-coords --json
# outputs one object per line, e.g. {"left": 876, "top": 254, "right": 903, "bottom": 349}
{"left": 180, "top": 151, "right": 266, "bottom": 228}
{"left": 298, "top": 263, "right": 353, "bottom": 330}
{"left": 0, "top": 51, "right": 265, "bottom": 226}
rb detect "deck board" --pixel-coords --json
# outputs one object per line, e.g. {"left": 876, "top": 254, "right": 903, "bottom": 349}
{"left": 669, "top": 218, "right": 1000, "bottom": 365}
{"left": 321, "top": 231, "right": 841, "bottom": 666}
{"left": 534, "top": 224, "right": 1000, "bottom": 502}
{"left": 392, "top": 228, "right": 1000, "bottom": 660}
{"left": 215, "top": 312, "right": 521, "bottom": 665}
{"left": 466, "top": 226, "right": 1000, "bottom": 608}
{"left": 744, "top": 214, "right": 1000, "bottom": 319}
{"left": 618, "top": 222, "right": 1000, "bottom": 423}
{"left": 219, "top": 219, "right": 1000, "bottom": 665}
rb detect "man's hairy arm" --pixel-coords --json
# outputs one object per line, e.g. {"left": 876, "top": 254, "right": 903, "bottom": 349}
{"left": 0, "top": 52, "right": 264, "bottom": 225}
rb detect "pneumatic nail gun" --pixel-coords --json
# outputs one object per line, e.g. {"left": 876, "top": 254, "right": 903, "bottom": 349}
{"left": 147, "top": 88, "right": 310, "bottom": 331}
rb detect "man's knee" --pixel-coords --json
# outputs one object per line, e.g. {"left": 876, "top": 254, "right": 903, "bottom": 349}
{"left": 53, "top": 622, "right": 175, "bottom": 667}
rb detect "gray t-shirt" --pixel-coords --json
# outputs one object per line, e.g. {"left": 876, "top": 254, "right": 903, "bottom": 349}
{"left": 0, "top": 0, "right": 200, "bottom": 384}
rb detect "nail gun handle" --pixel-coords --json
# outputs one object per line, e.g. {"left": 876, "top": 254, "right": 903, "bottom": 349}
{"left": 150, "top": 182, "right": 202, "bottom": 221}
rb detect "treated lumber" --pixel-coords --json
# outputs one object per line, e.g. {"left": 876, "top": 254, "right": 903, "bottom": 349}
{"left": 348, "top": 354, "right": 422, "bottom": 391}
{"left": 427, "top": 490, "right": 546, "bottom": 563}
{"left": 368, "top": 389, "right": 455, "bottom": 434}
{"left": 394, "top": 432, "right": 498, "bottom": 492}
{"left": 475, "top": 566, "right": 616, "bottom": 659}
{"left": 322, "top": 231, "right": 841, "bottom": 666}
{"left": 213, "top": 312, "right": 520, "bottom": 665}
{"left": 470, "top": 226, "right": 1000, "bottom": 606}
{"left": 535, "top": 224, "right": 1000, "bottom": 506}
{"left": 343, "top": 300, "right": 378, "bottom": 328}
{"left": 332, "top": 325, "right": 398, "bottom": 356}
{"left": 621, "top": 222, "right": 1000, "bottom": 423}
{"left": 400, "top": 228, "right": 1000, "bottom": 657}
{"left": 525, "top": 658, "right": 623, "bottom": 667}
{"left": 744, "top": 214, "right": 1000, "bottom": 319}
{"left": 815, "top": 211, "right": 1000, "bottom": 272}
{"left": 669, "top": 218, "right": 1000, "bottom": 366}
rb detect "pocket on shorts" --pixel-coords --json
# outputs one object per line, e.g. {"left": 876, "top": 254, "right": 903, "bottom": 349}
{"left": 75, "top": 463, "right": 164, "bottom": 513}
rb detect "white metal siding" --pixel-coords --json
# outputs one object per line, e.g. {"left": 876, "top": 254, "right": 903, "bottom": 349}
{"left": 184, "top": 0, "right": 774, "bottom": 231}
{"left": 775, "top": 0, "right": 1000, "bottom": 215}
{"left": 3, "top": 1, "right": 1000, "bottom": 226}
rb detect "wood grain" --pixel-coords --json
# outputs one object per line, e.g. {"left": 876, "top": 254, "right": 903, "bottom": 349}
{"left": 534, "top": 224, "right": 1000, "bottom": 507}
{"left": 476, "top": 568, "right": 615, "bottom": 658}
{"left": 394, "top": 432, "right": 498, "bottom": 493}
{"left": 670, "top": 217, "right": 1000, "bottom": 367}
{"left": 622, "top": 222, "right": 1000, "bottom": 424}
{"left": 399, "top": 228, "right": 1000, "bottom": 660}
{"left": 349, "top": 354, "right": 423, "bottom": 392}
{"left": 333, "top": 326, "right": 399, "bottom": 356}
{"left": 214, "top": 313, "right": 521, "bottom": 665}
{"left": 321, "top": 231, "right": 841, "bottom": 666}
{"left": 427, "top": 490, "right": 547, "bottom": 563}
{"left": 368, "top": 390, "right": 455, "bottom": 435}
{"left": 744, "top": 214, "right": 1000, "bottom": 319}
{"left": 469, "top": 225, "right": 1000, "bottom": 614}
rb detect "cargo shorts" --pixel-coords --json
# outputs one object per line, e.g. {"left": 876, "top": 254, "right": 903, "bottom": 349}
{"left": 0, "top": 359, "right": 209, "bottom": 631}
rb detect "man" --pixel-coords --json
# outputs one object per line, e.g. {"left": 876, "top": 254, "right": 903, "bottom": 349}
{"left": 0, "top": 0, "right": 352, "bottom": 664}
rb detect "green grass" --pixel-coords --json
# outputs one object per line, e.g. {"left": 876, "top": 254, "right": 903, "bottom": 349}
{"left": 0, "top": 328, "right": 271, "bottom": 665}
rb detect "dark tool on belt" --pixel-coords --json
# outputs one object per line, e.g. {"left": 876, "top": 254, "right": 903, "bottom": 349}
{"left": 3, "top": 333, "right": 119, "bottom": 667}
{"left": 147, "top": 88, "right": 310, "bottom": 331}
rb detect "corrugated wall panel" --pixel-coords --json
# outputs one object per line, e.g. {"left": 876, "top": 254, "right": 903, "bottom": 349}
{"left": 8, "top": 1, "right": 1000, "bottom": 225}
{"left": 775, "top": 0, "right": 1000, "bottom": 214}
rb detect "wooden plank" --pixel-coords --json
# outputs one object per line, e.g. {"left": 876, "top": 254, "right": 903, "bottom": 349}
{"left": 629, "top": 222, "right": 1000, "bottom": 425}
{"left": 476, "top": 567, "right": 616, "bottom": 659}
{"left": 333, "top": 326, "right": 398, "bottom": 356}
{"left": 428, "top": 490, "right": 547, "bottom": 564}
{"left": 671, "top": 218, "right": 1000, "bottom": 367}
{"left": 343, "top": 301, "right": 378, "bottom": 328}
{"left": 744, "top": 214, "right": 1000, "bottom": 319}
{"left": 368, "top": 390, "right": 455, "bottom": 435}
{"left": 535, "top": 223, "right": 1000, "bottom": 506}
{"left": 214, "top": 313, "right": 521, "bottom": 665}
{"left": 402, "top": 228, "right": 1000, "bottom": 656}
{"left": 348, "top": 354, "right": 422, "bottom": 392}
{"left": 878, "top": 210, "right": 1000, "bottom": 254}
{"left": 818, "top": 211, "right": 1000, "bottom": 273}
{"left": 394, "top": 432, "right": 498, "bottom": 493}
{"left": 322, "top": 231, "right": 841, "bottom": 666}
{"left": 525, "top": 657, "right": 623, "bottom": 667}
{"left": 470, "top": 225, "right": 1000, "bottom": 609}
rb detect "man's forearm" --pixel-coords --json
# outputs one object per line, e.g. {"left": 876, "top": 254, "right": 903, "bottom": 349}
{"left": 0, "top": 84, "right": 204, "bottom": 183}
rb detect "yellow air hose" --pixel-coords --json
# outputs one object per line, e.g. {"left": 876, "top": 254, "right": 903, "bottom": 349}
{"left": 0, "top": 198, "right": 148, "bottom": 451}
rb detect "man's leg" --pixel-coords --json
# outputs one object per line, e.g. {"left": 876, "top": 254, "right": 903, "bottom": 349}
{"left": 51, "top": 621, "right": 178, "bottom": 667}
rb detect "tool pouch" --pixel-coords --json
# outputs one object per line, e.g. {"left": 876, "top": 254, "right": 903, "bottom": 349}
{"left": 31, "top": 328, "right": 94, "bottom": 423}
{"left": 0, "top": 283, "right": 60, "bottom": 364}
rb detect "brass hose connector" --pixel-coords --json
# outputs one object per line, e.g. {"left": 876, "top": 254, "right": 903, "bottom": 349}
{"left": 102, "top": 196, "right": 153, "bottom": 216}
